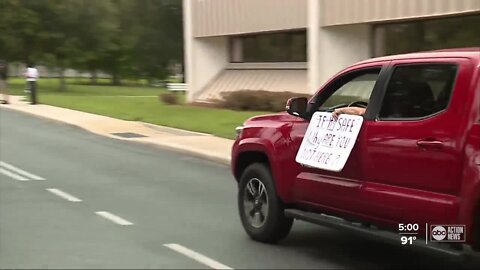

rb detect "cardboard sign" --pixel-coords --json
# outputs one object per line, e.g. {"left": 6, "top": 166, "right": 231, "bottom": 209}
{"left": 295, "top": 112, "right": 364, "bottom": 172}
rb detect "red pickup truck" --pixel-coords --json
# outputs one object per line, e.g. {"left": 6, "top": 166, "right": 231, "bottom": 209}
{"left": 231, "top": 48, "right": 480, "bottom": 256}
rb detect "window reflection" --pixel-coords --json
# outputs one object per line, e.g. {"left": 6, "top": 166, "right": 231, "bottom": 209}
{"left": 230, "top": 31, "right": 307, "bottom": 62}
{"left": 374, "top": 14, "right": 480, "bottom": 57}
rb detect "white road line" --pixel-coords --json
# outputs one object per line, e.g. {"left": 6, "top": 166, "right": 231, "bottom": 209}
{"left": 0, "top": 168, "right": 29, "bottom": 181}
{"left": 46, "top": 188, "right": 82, "bottom": 202}
{"left": 164, "top": 243, "right": 233, "bottom": 270}
{"left": 95, "top": 211, "right": 134, "bottom": 226}
{"left": 0, "top": 161, "right": 45, "bottom": 180}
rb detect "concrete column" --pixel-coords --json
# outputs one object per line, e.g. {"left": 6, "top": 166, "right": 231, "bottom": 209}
{"left": 183, "top": 0, "right": 194, "bottom": 100}
{"left": 190, "top": 37, "right": 228, "bottom": 101}
{"left": 183, "top": 0, "right": 228, "bottom": 102}
{"left": 308, "top": 0, "right": 372, "bottom": 94}
{"left": 316, "top": 24, "right": 371, "bottom": 87}
{"left": 307, "top": 0, "right": 322, "bottom": 94}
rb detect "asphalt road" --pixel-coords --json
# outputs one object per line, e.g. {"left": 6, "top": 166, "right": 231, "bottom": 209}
{"left": 0, "top": 108, "right": 469, "bottom": 269}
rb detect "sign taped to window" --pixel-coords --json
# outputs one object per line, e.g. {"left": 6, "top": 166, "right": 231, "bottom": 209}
{"left": 295, "top": 112, "right": 364, "bottom": 172}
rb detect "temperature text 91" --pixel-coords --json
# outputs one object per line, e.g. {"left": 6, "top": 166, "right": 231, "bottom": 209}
{"left": 401, "top": 236, "right": 417, "bottom": 245}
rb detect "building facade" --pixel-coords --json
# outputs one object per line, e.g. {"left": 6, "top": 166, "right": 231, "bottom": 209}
{"left": 183, "top": 0, "right": 480, "bottom": 102}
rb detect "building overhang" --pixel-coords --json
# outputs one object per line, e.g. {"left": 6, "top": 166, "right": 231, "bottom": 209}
{"left": 189, "top": 0, "right": 479, "bottom": 38}
{"left": 321, "top": 0, "right": 480, "bottom": 26}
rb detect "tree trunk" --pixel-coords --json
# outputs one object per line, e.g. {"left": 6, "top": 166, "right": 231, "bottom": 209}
{"left": 181, "top": 63, "right": 185, "bottom": 83}
{"left": 15, "top": 62, "right": 20, "bottom": 77}
{"left": 59, "top": 68, "right": 67, "bottom": 91}
{"left": 112, "top": 72, "right": 120, "bottom": 85}
{"left": 90, "top": 70, "right": 97, "bottom": 85}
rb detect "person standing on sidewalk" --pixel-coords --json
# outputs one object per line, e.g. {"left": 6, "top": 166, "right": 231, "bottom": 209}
{"left": 24, "top": 63, "right": 39, "bottom": 105}
{"left": 0, "top": 59, "right": 9, "bottom": 104}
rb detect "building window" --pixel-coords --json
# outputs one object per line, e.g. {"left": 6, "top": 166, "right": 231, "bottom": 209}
{"left": 374, "top": 14, "right": 480, "bottom": 57}
{"left": 230, "top": 31, "right": 307, "bottom": 63}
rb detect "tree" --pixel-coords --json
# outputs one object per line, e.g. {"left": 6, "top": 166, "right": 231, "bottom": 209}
{"left": 131, "top": 0, "right": 183, "bottom": 83}
{"left": 0, "top": 0, "right": 44, "bottom": 64}
{"left": 0, "top": 0, "right": 185, "bottom": 87}
{"left": 69, "top": 0, "right": 118, "bottom": 84}
{"left": 38, "top": 0, "right": 83, "bottom": 90}
{"left": 0, "top": 0, "right": 84, "bottom": 90}
{"left": 94, "top": 0, "right": 138, "bottom": 85}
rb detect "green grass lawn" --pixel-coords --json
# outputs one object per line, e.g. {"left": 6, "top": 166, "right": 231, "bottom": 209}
{"left": 6, "top": 77, "right": 165, "bottom": 96}
{"left": 6, "top": 78, "right": 267, "bottom": 139}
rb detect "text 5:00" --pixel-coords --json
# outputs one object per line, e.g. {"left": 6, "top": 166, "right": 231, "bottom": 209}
{"left": 398, "top": 223, "right": 419, "bottom": 232}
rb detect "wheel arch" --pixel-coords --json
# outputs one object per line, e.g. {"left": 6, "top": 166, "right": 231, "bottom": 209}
{"left": 234, "top": 151, "right": 271, "bottom": 182}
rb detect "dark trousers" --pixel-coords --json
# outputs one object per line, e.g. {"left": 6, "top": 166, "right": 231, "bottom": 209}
{"left": 29, "top": 81, "right": 37, "bottom": 104}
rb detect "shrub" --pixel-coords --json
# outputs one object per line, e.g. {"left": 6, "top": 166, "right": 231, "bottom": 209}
{"left": 159, "top": 92, "right": 179, "bottom": 105}
{"left": 189, "top": 101, "right": 223, "bottom": 109}
{"left": 220, "top": 90, "right": 310, "bottom": 112}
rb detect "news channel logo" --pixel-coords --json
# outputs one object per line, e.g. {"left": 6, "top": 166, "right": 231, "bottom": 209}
{"left": 430, "top": 225, "right": 466, "bottom": 242}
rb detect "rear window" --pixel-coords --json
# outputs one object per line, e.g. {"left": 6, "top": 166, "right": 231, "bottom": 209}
{"left": 379, "top": 64, "right": 457, "bottom": 119}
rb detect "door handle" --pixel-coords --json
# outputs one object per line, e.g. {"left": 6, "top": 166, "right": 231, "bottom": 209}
{"left": 416, "top": 140, "right": 444, "bottom": 150}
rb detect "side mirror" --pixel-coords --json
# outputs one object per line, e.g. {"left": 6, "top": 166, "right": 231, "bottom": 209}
{"left": 286, "top": 97, "right": 308, "bottom": 118}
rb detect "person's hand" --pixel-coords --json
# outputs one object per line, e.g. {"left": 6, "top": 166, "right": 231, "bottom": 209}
{"left": 332, "top": 108, "right": 342, "bottom": 120}
{"left": 331, "top": 107, "right": 366, "bottom": 120}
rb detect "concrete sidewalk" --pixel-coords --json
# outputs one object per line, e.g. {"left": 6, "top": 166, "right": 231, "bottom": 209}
{"left": 0, "top": 96, "right": 233, "bottom": 164}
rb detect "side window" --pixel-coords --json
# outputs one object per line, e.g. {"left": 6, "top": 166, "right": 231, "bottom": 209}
{"left": 319, "top": 69, "right": 380, "bottom": 109}
{"left": 379, "top": 64, "right": 457, "bottom": 119}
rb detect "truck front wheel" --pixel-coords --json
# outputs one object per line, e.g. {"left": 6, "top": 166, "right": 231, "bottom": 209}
{"left": 238, "top": 163, "right": 293, "bottom": 243}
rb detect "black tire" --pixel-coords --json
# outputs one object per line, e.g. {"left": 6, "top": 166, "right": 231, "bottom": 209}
{"left": 238, "top": 163, "right": 293, "bottom": 243}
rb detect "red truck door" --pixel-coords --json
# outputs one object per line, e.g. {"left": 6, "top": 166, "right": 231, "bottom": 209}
{"left": 291, "top": 63, "right": 389, "bottom": 213}
{"left": 360, "top": 58, "right": 476, "bottom": 225}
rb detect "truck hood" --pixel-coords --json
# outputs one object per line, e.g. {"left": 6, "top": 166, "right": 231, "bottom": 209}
{"left": 243, "top": 112, "right": 297, "bottom": 129}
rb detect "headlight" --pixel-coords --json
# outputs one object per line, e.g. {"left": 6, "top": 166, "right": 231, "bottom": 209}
{"left": 235, "top": 126, "right": 244, "bottom": 139}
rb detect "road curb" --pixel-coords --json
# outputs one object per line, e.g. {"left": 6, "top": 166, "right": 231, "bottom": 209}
{"left": 0, "top": 105, "right": 231, "bottom": 166}
{"left": 134, "top": 139, "right": 231, "bottom": 166}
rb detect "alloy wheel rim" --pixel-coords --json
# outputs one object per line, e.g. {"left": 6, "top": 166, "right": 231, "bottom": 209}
{"left": 243, "top": 178, "right": 269, "bottom": 228}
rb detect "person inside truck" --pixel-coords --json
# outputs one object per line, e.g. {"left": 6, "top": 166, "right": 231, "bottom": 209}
{"left": 331, "top": 74, "right": 437, "bottom": 120}
{"left": 325, "top": 72, "right": 375, "bottom": 120}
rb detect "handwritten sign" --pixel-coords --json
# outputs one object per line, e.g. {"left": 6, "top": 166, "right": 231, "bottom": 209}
{"left": 295, "top": 112, "right": 364, "bottom": 172}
